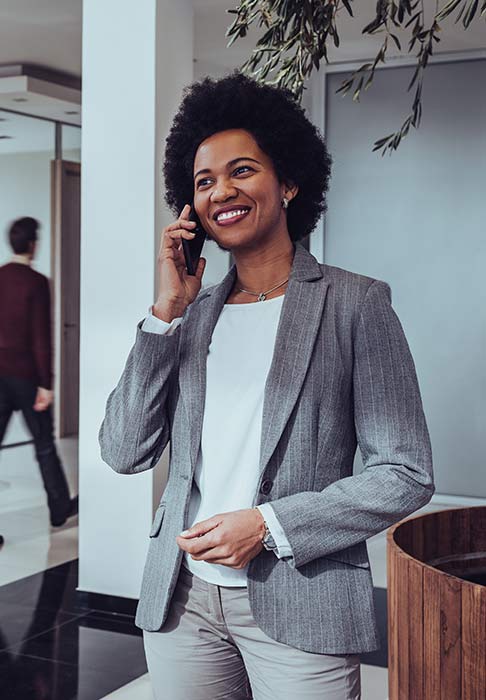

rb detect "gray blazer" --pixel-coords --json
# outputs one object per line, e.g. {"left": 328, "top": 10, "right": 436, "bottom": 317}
{"left": 99, "top": 242, "right": 434, "bottom": 654}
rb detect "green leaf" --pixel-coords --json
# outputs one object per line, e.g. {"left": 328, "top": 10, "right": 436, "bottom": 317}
{"left": 407, "top": 64, "right": 420, "bottom": 91}
{"left": 364, "top": 72, "right": 375, "bottom": 90}
{"left": 374, "top": 133, "right": 395, "bottom": 147}
{"left": 342, "top": 0, "right": 354, "bottom": 16}
{"left": 352, "top": 76, "right": 364, "bottom": 101}
{"left": 405, "top": 10, "right": 421, "bottom": 27}
{"left": 436, "top": 0, "right": 464, "bottom": 21}
{"left": 463, "top": 0, "right": 480, "bottom": 25}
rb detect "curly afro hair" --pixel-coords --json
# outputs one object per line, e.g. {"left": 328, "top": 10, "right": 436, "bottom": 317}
{"left": 163, "top": 71, "right": 332, "bottom": 243}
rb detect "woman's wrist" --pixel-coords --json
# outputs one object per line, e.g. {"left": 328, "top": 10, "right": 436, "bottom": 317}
{"left": 152, "top": 300, "right": 186, "bottom": 323}
{"left": 253, "top": 507, "right": 267, "bottom": 541}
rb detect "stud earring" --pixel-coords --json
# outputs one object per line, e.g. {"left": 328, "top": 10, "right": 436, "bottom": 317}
{"left": 281, "top": 197, "right": 289, "bottom": 209}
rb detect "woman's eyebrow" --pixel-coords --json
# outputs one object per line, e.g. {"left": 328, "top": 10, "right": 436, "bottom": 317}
{"left": 194, "top": 157, "right": 260, "bottom": 180}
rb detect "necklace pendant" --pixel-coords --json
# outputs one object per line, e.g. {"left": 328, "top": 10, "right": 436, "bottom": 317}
{"left": 258, "top": 292, "right": 266, "bottom": 302}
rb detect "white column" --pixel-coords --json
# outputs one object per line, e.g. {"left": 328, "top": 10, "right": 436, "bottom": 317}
{"left": 79, "top": 0, "right": 194, "bottom": 598}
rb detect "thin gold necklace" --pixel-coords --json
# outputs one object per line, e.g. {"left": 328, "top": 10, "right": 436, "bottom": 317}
{"left": 236, "top": 277, "right": 289, "bottom": 302}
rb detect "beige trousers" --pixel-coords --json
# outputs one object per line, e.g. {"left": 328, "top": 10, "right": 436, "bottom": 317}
{"left": 143, "top": 563, "right": 361, "bottom": 700}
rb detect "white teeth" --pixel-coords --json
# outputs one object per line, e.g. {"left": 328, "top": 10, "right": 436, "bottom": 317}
{"left": 217, "top": 209, "right": 249, "bottom": 221}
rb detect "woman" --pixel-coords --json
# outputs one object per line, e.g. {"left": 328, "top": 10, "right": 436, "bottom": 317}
{"left": 99, "top": 72, "right": 434, "bottom": 700}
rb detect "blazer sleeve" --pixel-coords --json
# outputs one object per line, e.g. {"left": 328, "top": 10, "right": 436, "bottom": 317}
{"left": 98, "top": 320, "right": 181, "bottom": 474}
{"left": 269, "top": 280, "right": 435, "bottom": 569}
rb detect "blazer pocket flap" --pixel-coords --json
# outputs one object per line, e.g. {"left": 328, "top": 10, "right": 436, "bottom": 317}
{"left": 325, "top": 548, "right": 370, "bottom": 569}
{"left": 149, "top": 504, "right": 166, "bottom": 538}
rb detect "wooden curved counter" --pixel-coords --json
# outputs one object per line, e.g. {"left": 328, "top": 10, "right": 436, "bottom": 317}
{"left": 387, "top": 506, "right": 486, "bottom": 700}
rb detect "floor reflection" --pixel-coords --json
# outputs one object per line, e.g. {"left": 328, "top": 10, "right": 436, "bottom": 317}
{"left": 0, "top": 559, "right": 391, "bottom": 699}
{"left": 0, "top": 560, "right": 147, "bottom": 700}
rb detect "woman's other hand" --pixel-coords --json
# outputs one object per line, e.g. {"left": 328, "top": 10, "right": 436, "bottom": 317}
{"left": 153, "top": 203, "right": 206, "bottom": 322}
{"left": 175, "top": 508, "right": 266, "bottom": 569}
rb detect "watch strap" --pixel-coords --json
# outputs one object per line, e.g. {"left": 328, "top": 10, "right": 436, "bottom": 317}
{"left": 255, "top": 507, "right": 277, "bottom": 551}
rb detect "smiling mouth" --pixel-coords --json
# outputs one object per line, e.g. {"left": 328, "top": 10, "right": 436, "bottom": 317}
{"left": 215, "top": 208, "right": 251, "bottom": 225}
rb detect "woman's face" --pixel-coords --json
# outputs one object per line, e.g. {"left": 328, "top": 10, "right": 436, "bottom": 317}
{"left": 192, "top": 128, "right": 296, "bottom": 252}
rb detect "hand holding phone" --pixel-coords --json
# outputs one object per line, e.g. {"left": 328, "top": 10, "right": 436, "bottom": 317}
{"left": 182, "top": 204, "right": 207, "bottom": 276}
{"left": 153, "top": 204, "right": 206, "bottom": 323}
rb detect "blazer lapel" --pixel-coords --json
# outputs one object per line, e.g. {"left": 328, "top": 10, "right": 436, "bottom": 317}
{"left": 259, "top": 244, "right": 329, "bottom": 476}
{"left": 178, "top": 242, "right": 329, "bottom": 479}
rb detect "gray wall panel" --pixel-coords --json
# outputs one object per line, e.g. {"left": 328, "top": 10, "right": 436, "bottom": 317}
{"left": 324, "top": 60, "right": 486, "bottom": 497}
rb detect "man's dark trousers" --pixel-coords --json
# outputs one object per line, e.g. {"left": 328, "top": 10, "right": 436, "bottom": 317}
{"left": 0, "top": 375, "right": 71, "bottom": 525}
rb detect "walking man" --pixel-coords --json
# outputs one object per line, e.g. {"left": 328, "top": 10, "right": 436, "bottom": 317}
{"left": 0, "top": 217, "right": 77, "bottom": 546}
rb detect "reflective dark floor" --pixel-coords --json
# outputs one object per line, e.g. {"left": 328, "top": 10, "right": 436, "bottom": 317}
{"left": 0, "top": 559, "right": 387, "bottom": 700}
{"left": 0, "top": 560, "right": 147, "bottom": 700}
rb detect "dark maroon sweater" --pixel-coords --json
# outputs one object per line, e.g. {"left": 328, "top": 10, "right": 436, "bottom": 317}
{"left": 0, "top": 262, "right": 53, "bottom": 390}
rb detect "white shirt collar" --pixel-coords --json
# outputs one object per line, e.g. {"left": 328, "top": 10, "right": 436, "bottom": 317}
{"left": 11, "top": 253, "right": 32, "bottom": 267}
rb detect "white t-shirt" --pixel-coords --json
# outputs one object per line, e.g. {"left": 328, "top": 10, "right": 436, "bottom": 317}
{"left": 142, "top": 293, "right": 292, "bottom": 586}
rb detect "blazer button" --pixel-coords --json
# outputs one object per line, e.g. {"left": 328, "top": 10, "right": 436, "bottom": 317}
{"left": 260, "top": 479, "right": 272, "bottom": 495}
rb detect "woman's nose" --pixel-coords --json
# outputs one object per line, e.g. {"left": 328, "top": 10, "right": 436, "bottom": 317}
{"left": 211, "top": 182, "right": 238, "bottom": 201}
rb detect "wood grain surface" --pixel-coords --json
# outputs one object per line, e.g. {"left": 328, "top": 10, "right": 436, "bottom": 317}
{"left": 387, "top": 506, "right": 486, "bottom": 699}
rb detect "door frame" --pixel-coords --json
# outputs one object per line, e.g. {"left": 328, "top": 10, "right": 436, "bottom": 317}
{"left": 50, "top": 158, "right": 81, "bottom": 438}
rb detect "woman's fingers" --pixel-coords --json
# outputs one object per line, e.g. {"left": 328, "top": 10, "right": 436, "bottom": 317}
{"left": 166, "top": 227, "right": 196, "bottom": 238}
{"left": 166, "top": 228, "right": 196, "bottom": 241}
{"left": 158, "top": 217, "right": 196, "bottom": 258}
{"left": 166, "top": 219, "right": 196, "bottom": 233}
{"left": 166, "top": 204, "right": 193, "bottom": 229}
{"left": 161, "top": 205, "right": 196, "bottom": 247}
{"left": 180, "top": 203, "right": 191, "bottom": 219}
{"left": 162, "top": 219, "right": 196, "bottom": 256}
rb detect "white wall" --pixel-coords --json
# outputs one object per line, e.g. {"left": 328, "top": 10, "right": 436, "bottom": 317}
{"left": 0, "top": 148, "right": 80, "bottom": 275}
{"left": 79, "top": 0, "right": 194, "bottom": 599}
{"left": 0, "top": 151, "right": 53, "bottom": 275}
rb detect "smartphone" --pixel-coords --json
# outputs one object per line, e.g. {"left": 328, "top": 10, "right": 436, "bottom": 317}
{"left": 182, "top": 204, "right": 207, "bottom": 276}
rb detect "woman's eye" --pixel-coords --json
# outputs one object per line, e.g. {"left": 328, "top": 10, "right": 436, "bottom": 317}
{"left": 196, "top": 166, "right": 253, "bottom": 188}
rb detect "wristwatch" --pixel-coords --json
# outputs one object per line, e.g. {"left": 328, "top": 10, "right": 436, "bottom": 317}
{"left": 256, "top": 508, "right": 277, "bottom": 552}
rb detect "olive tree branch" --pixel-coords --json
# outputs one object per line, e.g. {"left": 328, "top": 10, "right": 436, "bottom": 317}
{"left": 224, "top": 0, "right": 485, "bottom": 154}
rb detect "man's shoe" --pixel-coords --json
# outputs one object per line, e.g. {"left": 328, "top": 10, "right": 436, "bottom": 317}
{"left": 69, "top": 495, "right": 79, "bottom": 519}
{"left": 50, "top": 496, "right": 79, "bottom": 527}
{"left": 0, "top": 534, "right": 4, "bottom": 547}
